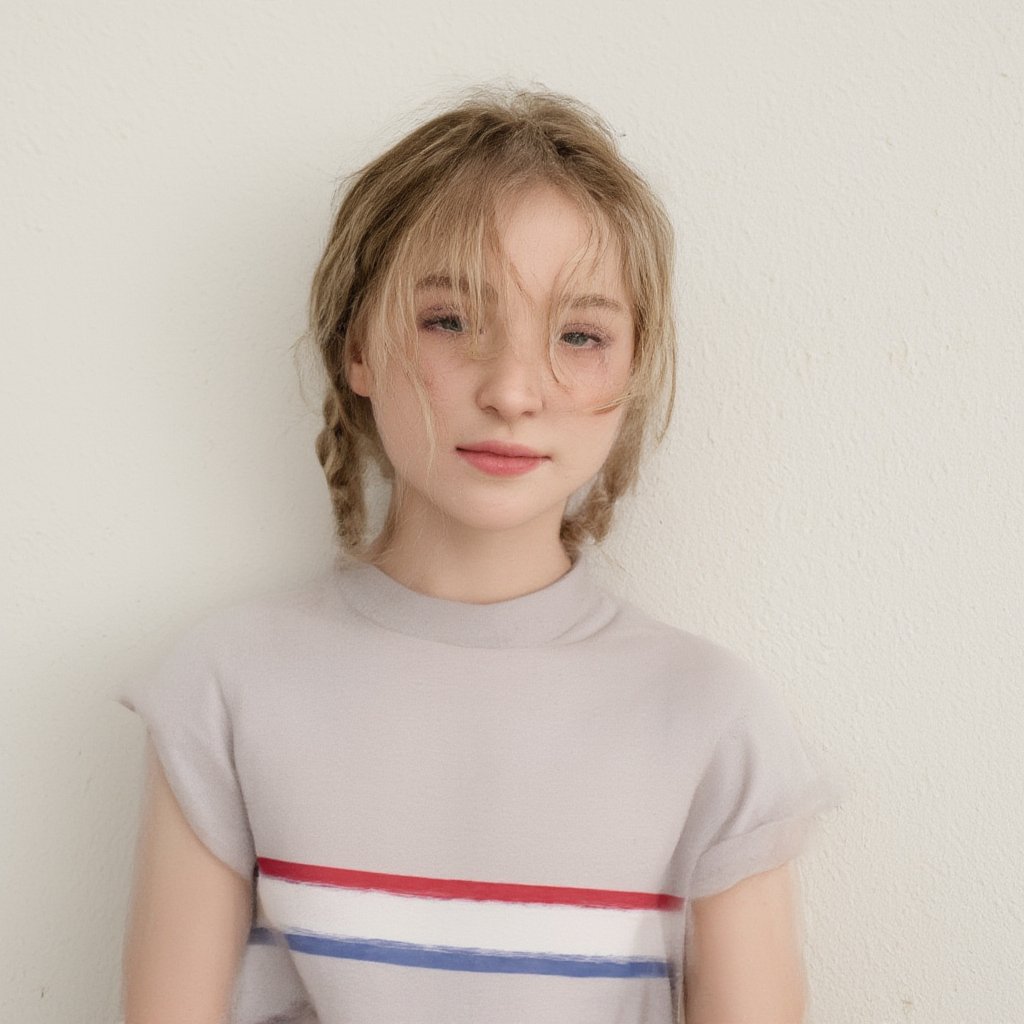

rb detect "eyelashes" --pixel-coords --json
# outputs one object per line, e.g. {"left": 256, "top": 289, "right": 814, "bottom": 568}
{"left": 560, "top": 328, "right": 610, "bottom": 350}
{"left": 420, "top": 313, "right": 466, "bottom": 334}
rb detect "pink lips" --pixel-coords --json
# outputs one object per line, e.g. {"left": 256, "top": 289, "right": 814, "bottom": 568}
{"left": 456, "top": 442, "right": 548, "bottom": 477}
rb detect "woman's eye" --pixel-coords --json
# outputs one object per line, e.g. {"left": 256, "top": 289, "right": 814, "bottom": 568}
{"left": 561, "top": 329, "right": 606, "bottom": 349}
{"left": 420, "top": 313, "right": 466, "bottom": 334}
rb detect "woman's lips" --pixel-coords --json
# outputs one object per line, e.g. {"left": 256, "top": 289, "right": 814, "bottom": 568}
{"left": 456, "top": 443, "right": 548, "bottom": 477}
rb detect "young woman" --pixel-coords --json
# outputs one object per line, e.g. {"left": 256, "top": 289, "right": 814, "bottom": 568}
{"left": 121, "top": 88, "right": 834, "bottom": 1024}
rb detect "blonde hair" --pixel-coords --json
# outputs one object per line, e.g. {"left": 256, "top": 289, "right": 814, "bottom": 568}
{"left": 307, "top": 87, "right": 676, "bottom": 557}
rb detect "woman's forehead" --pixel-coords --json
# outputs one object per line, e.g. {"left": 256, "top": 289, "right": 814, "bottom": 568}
{"left": 402, "top": 232, "right": 630, "bottom": 311}
{"left": 403, "top": 181, "right": 625, "bottom": 278}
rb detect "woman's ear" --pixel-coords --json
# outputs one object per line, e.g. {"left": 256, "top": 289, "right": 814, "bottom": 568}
{"left": 346, "top": 345, "right": 373, "bottom": 398}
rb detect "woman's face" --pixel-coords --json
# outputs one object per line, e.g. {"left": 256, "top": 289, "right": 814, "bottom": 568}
{"left": 348, "top": 184, "right": 635, "bottom": 547}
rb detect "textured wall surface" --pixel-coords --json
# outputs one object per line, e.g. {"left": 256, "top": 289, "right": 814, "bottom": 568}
{"left": 2, "top": 1, "right": 1021, "bottom": 1021}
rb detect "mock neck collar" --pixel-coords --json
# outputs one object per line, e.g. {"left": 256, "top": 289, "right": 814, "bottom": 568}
{"left": 328, "top": 554, "right": 609, "bottom": 648}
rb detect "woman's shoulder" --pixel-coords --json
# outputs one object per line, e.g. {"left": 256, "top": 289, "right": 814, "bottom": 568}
{"left": 596, "top": 586, "right": 784, "bottom": 724}
{"left": 178, "top": 568, "right": 344, "bottom": 646}
{"left": 129, "top": 569, "right": 346, "bottom": 707}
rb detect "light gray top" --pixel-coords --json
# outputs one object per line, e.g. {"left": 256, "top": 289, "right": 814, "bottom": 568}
{"left": 120, "top": 555, "right": 836, "bottom": 1024}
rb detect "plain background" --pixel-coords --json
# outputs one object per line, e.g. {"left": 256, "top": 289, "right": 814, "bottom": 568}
{"left": 2, "top": 1, "right": 1021, "bottom": 1021}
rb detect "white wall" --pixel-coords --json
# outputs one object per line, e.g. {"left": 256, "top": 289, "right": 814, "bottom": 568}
{"left": 3, "top": 1, "right": 1021, "bottom": 1020}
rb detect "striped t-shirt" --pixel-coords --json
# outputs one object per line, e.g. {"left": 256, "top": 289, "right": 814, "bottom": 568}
{"left": 120, "top": 555, "right": 834, "bottom": 1023}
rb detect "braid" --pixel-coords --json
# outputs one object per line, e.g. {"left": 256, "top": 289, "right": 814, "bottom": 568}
{"left": 560, "top": 463, "right": 623, "bottom": 556}
{"left": 314, "top": 386, "right": 367, "bottom": 554}
{"left": 560, "top": 495, "right": 598, "bottom": 558}
{"left": 560, "top": 407, "right": 644, "bottom": 556}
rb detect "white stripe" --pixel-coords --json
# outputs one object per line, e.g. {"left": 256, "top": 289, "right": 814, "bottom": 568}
{"left": 258, "top": 876, "right": 682, "bottom": 961}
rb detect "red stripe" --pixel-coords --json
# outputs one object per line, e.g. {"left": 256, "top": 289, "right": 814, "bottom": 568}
{"left": 257, "top": 857, "right": 683, "bottom": 911}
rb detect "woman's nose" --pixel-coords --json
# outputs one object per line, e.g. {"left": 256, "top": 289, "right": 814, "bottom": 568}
{"left": 474, "top": 334, "right": 547, "bottom": 422}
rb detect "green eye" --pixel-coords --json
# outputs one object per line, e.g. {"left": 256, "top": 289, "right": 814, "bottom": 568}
{"left": 562, "top": 330, "right": 605, "bottom": 349}
{"left": 421, "top": 314, "right": 466, "bottom": 333}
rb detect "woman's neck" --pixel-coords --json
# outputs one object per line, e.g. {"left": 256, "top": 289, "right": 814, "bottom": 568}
{"left": 366, "top": 512, "right": 573, "bottom": 604}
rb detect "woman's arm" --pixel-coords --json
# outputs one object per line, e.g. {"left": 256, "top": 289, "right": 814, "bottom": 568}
{"left": 122, "top": 738, "right": 252, "bottom": 1024}
{"left": 683, "top": 863, "right": 807, "bottom": 1024}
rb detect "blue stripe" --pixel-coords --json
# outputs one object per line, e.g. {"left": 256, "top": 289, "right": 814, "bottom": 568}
{"left": 283, "top": 930, "right": 671, "bottom": 978}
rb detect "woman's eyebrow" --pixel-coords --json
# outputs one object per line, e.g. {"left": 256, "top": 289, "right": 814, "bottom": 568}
{"left": 415, "top": 277, "right": 627, "bottom": 315}
{"left": 568, "top": 293, "right": 628, "bottom": 315}
{"left": 415, "top": 274, "right": 497, "bottom": 299}
{"left": 415, "top": 273, "right": 460, "bottom": 291}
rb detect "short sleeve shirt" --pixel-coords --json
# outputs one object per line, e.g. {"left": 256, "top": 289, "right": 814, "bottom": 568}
{"left": 120, "top": 556, "right": 837, "bottom": 1023}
